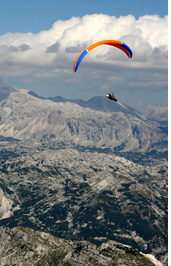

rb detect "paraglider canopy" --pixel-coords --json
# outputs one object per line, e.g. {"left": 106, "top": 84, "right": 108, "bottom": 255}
{"left": 73, "top": 40, "right": 133, "bottom": 72}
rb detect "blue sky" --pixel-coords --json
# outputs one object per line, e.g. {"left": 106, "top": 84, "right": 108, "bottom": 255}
{"left": 0, "top": 0, "right": 168, "bottom": 34}
{"left": 0, "top": 0, "right": 168, "bottom": 112}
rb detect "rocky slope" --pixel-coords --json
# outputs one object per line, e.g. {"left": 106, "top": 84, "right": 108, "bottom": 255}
{"left": 0, "top": 226, "right": 164, "bottom": 266}
{"left": 0, "top": 138, "right": 168, "bottom": 264}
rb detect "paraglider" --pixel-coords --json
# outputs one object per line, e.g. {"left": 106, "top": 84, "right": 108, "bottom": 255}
{"left": 106, "top": 93, "right": 117, "bottom": 102}
{"left": 73, "top": 40, "right": 133, "bottom": 102}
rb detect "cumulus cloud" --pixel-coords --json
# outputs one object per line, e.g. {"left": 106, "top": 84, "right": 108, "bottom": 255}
{"left": 0, "top": 13, "right": 168, "bottom": 107}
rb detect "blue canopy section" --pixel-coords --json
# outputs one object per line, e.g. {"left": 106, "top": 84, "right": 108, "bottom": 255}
{"left": 74, "top": 49, "right": 88, "bottom": 72}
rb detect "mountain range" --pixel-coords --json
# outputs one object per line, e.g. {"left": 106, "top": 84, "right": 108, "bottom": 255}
{"left": 0, "top": 79, "right": 168, "bottom": 153}
{"left": 0, "top": 79, "right": 168, "bottom": 265}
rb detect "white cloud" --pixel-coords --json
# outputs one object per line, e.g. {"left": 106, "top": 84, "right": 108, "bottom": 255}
{"left": 0, "top": 14, "right": 168, "bottom": 66}
{"left": 136, "top": 15, "right": 168, "bottom": 48}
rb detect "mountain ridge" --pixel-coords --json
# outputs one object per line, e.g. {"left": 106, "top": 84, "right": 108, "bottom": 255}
{"left": 0, "top": 87, "right": 167, "bottom": 153}
{"left": 0, "top": 78, "right": 168, "bottom": 122}
{"left": 28, "top": 90, "right": 168, "bottom": 123}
